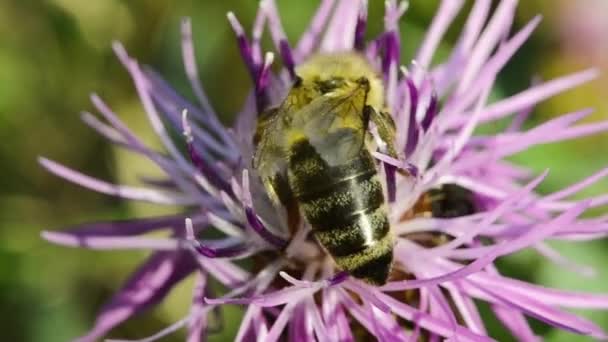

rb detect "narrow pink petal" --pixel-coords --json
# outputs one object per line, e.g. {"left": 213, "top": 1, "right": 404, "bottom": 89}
{"left": 305, "top": 297, "right": 330, "bottom": 342}
{"left": 39, "top": 157, "right": 195, "bottom": 205}
{"left": 320, "top": 0, "right": 360, "bottom": 52}
{"left": 324, "top": 290, "right": 354, "bottom": 342}
{"left": 432, "top": 0, "right": 492, "bottom": 94}
{"left": 455, "top": 0, "right": 492, "bottom": 55}
{"left": 371, "top": 290, "right": 492, "bottom": 342}
{"left": 448, "top": 200, "right": 589, "bottom": 260}
{"left": 143, "top": 70, "right": 235, "bottom": 160}
{"left": 295, "top": 0, "right": 336, "bottom": 60}
{"left": 385, "top": 241, "right": 494, "bottom": 291}
{"left": 456, "top": 0, "right": 518, "bottom": 93}
{"left": 476, "top": 69, "right": 599, "bottom": 125}
{"left": 466, "top": 268, "right": 608, "bottom": 309}
{"left": 445, "top": 284, "right": 487, "bottom": 335}
{"left": 194, "top": 258, "right": 250, "bottom": 288}
{"left": 427, "top": 170, "right": 548, "bottom": 256}
{"left": 472, "top": 282, "right": 607, "bottom": 338}
{"left": 106, "top": 317, "right": 191, "bottom": 342}
{"left": 428, "top": 285, "right": 458, "bottom": 329}
{"left": 368, "top": 302, "right": 410, "bottom": 341}
{"left": 113, "top": 43, "right": 212, "bottom": 195}
{"left": 260, "top": 0, "right": 287, "bottom": 49}
{"left": 342, "top": 280, "right": 390, "bottom": 313}
{"left": 338, "top": 289, "right": 384, "bottom": 337}
{"left": 265, "top": 302, "right": 297, "bottom": 342}
{"left": 492, "top": 305, "right": 540, "bottom": 342}
{"left": 540, "top": 119, "right": 608, "bottom": 143}
{"left": 80, "top": 111, "right": 126, "bottom": 146}
{"left": 415, "top": 0, "right": 464, "bottom": 71}
{"left": 180, "top": 18, "right": 221, "bottom": 126}
{"left": 42, "top": 231, "right": 180, "bottom": 250}
{"left": 534, "top": 242, "right": 597, "bottom": 277}
{"left": 46, "top": 214, "right": 206, "bottom": 238}
{"left": 187, "top": 273, "right": 208, "bottom": 342}
{"left": 235, "top": 305, "right": 261, "bottom": 342}
{"left": 442, "top": 15, "right": 542, "bottom": 126}
{"left": 74, "top": 252, "right": 196, "bottom": 342}
{"left": 89, "top": 94, "right": 211, "bottom": 203}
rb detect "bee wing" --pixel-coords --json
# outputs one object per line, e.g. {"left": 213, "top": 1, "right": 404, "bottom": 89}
{"left": 289, "top": 86, "right": 368, "bottom": 166}
{"left": 252, "top": 107, "right": 291, "bottom": 206}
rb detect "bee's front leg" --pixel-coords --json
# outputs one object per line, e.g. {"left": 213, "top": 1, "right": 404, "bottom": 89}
{"left": 363, "top": 105, "right": 398, "bottom": 158}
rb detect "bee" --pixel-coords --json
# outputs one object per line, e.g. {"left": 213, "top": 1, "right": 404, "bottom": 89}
{"left": 406, "top": 184, "right": 478, "bottom": 247}
{"left": 413, "top": 184, "right": 478, "bottom": 219}
{"left": 253, "top": 53, "right": 397, "bottom": 285}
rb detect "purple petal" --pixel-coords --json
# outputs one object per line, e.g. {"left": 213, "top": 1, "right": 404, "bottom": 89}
{"left": 421, "top": 90, "right": 438, "bottom": 131}
{"left": 404, "top": 78, "right": 420, "bottom": 156}
{"left": 320, "top": 0, "right": 359, "bottom": 52}
{"left": 39, "top": 157, "right": 195, "bottom": 205}
{"left": 353, "top": 1, "right": 367, "bottom": 51}
{"left": 180, "top": 18, "right": 224, "bottom": 131}
{"left": 415, "top": 0, "right": 464, "bottom": 71}
{"left": 192, "top": 240, "right": 249, "bottom": 259}
{"left": 467, "top": 269, "right": 608, "bottom": 309}
{"left": 366, "top": 289, "right": 492, "bottom": 342}
{"left": 470, "top": 69, "right": 599, "bottom": 126}
{"left": 456, "top": 0, "right": 518, "bottom": 93}
{"left": 266, "top": 302, "right": 298, "bottom": 342}
{"left": 45, "top": 214, "right": 205, "bottom": 238}
{"left": 384, "top": 163, "right": 397, "bottom": 203}
{"left": 226, "top": 12, "right": 257, "bottom": 77}
{"left": 472, "top": 282, "right": 607, "bottom": 338}
{"left": 42, "top": 231, "right": 179, "bottom": 250}
{"left": 322, "top": 289, "right": 354, "bottom": 342}
{"left": 491, "top": 304, "right": 540, "bottom": 342}
{"left": 74, "top": 251, "right": 196, "bottom": 342}
{"left": 143, "top": 69, "right": 236, "bottom": 162}
{"left": 187, "top": 273, "right": 208, "bottom": 342}
{"left": 245, "top": 207, "right": 287, "bottom": 248}
{"left": 295, "top": 0, "right": 335, "bottom": 59}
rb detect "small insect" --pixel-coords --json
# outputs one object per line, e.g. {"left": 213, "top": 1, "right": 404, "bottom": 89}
{"left": 416, "top": 184, "right": 478, "bottom": 219}
{"left": 253, "top": 53, "right": 397, "bottom": 285}
{"left": 406, "top": 184, "right": 478, "bottom": 248}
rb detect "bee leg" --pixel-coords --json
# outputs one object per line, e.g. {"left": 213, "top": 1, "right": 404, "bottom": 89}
{"left": 369, "top": 107, "right": 420, "bottom": 174}
{"left": 365, "top": 106, "right": 398, "bottom": 158}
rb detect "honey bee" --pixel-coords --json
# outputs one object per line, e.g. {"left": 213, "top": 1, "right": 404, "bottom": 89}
{"left": 253, "top": 53, "right": 397, "bottom": 285}
{"left": 412, "top": 184, "right": 478, "bottom": 219}
{"left": 406, "top": 184, "right": 478, "bottom": 248}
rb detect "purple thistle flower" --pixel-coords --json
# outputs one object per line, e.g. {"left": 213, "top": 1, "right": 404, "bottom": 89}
{"left": 41, "top": 1, "right": 608, "bottom": 341}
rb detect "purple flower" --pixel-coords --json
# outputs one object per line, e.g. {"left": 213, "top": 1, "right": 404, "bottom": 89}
{"left": 41, "top": 1, "right": 608, "bottom": 341}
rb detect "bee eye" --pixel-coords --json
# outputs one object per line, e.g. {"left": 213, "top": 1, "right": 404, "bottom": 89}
{"left": 317, "top": 78, "right": 344, "bottom": 94}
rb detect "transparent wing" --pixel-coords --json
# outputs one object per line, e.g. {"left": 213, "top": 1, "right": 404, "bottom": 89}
{"left": 252, "top": 107, "right": 290, "bottom": 206}
{"left": 288, "top": 84, "right": 369, "bottom": 166}
{"left": 253, "top": 82, "right": 315, "bottom": 206}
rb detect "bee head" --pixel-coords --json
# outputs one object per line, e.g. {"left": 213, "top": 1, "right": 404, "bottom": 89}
{"left": 295, "top": 52, "right": 384, "bottom": 108}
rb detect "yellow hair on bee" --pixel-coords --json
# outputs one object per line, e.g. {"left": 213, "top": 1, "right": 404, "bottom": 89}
{"left": 295, "top": 53, "right": 385, "bottom": 111}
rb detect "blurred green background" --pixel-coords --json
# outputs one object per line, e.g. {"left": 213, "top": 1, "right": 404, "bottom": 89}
{"left": 1, "top": 0, "right": 607, "bottom": 341}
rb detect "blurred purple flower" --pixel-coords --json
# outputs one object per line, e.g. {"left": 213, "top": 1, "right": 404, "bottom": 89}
{"left": 41, "top": 1, "right": 608, "bottom": 341}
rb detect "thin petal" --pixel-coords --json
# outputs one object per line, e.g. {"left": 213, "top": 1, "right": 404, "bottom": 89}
{"left": 74, "top": 252, "right": 196, "bottom": 342}
{"left": 39, "top": 157, "right": 195, "bottom": 205}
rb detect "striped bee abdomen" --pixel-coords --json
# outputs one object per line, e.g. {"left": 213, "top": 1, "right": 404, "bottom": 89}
{"left": 287, "top": 134, "right": 394, "bottom": 285}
